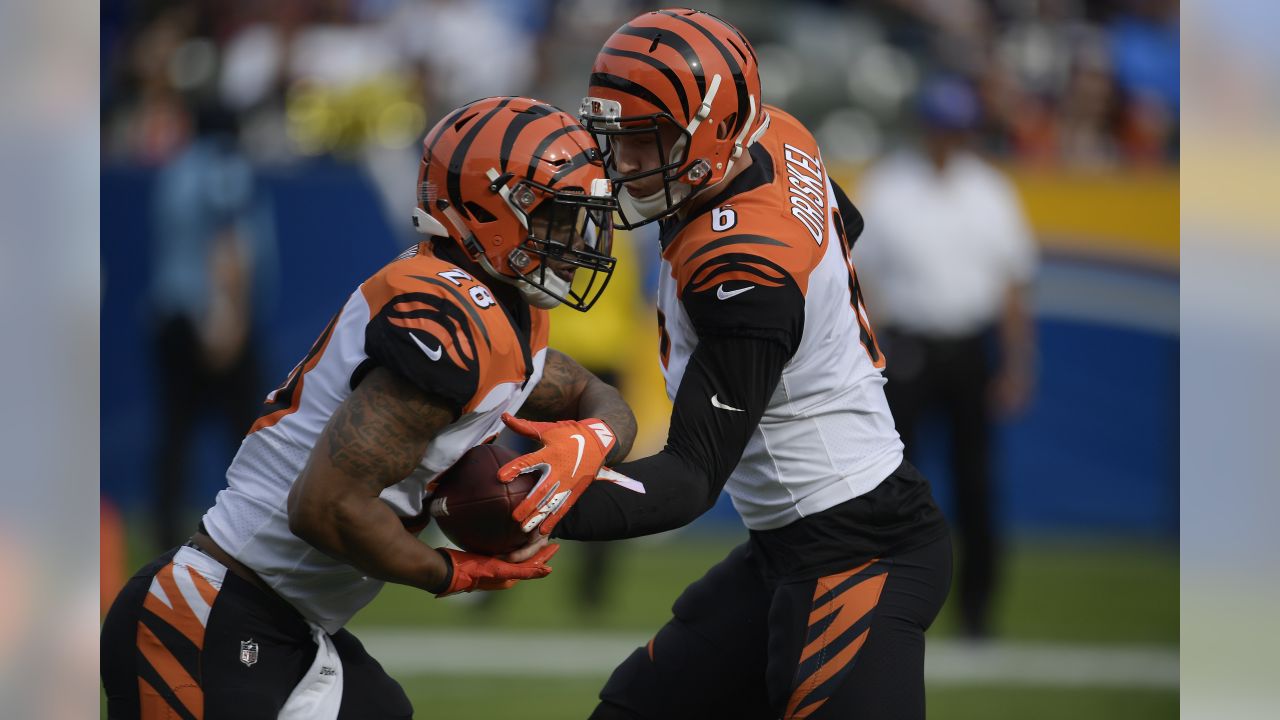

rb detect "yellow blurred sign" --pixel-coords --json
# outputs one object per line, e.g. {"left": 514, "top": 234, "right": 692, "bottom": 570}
{"left": 833, "top": 164, "right": 1179, "bottom": 270}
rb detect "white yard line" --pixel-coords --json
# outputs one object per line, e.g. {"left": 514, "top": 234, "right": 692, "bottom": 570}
{"left": 353, "top": 628, "right": 1177, "bottom": 689}
{"left": 924, "top": 640, "right": 1178, "bottom": 688}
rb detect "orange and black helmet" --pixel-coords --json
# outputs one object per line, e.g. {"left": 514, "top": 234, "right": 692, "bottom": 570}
{"left": 414, "top": 96, "right": 617, "bottom": 312}
{"left": 580, "top": 8, "right": 769, "bottom": 228}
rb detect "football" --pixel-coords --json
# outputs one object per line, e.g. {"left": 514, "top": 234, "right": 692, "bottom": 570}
{"left": 428, "top": 443, "right": 538, "bottom": 555}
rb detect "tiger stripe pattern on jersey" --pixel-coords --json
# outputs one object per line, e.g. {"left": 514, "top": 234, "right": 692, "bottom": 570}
{"left": 383, "top": 292, "right": 483, "bottom": 374}
{"left": 686, "top": 250, "right": 790, "bottom": 295}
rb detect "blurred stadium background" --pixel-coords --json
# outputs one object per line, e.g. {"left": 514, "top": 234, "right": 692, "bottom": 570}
{"left": 100, "top": 0, "right": 1177, "bottom": 717}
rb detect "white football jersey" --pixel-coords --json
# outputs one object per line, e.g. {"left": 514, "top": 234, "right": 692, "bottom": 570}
{"left": 203, "top": 243, "right": 548, "bottom": 633}
{"left": 656, "top": 107, "right": 903, "bottom": 530}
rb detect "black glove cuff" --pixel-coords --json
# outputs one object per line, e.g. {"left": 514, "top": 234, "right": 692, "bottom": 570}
{"left": 429, "top": 547, "right": 455, "bottom": 596}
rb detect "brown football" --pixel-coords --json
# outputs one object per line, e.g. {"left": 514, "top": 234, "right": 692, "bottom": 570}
{"left": 428, "top": 443, "right": 537, "bottom": 555}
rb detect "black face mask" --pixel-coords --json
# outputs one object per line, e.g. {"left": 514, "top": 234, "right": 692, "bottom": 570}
{"left": 509, "top": 179, "right": 618, "bottom": 312}
{"left": 581, "top": 110, "right": 710, "bottom": 230}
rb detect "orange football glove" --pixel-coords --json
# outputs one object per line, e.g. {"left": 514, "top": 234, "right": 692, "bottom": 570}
{"left": 433, "top": 544, "right": 559, "bottom": 598}
{"left": 497, "top": 413, "right": 617, "bottom": 535}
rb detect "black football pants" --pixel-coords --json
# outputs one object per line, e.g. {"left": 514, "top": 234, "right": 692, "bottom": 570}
{"left": 589, "top": 534, "right": 952, "bottom": 719}
{"left": 101, "top": 547, "right": 413, "bottom": 719}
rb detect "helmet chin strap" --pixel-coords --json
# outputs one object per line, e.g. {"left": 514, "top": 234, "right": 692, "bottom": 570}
{"left": 518, "top": 272, "right": 569, "bottom": 309}
{"left": 619, "top": 182, "right": 690, "bottom": 222}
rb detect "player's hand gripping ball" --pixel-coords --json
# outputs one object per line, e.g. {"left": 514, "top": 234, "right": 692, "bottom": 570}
{"left": 429, "top": 444, "right": 537, "bottom": 555}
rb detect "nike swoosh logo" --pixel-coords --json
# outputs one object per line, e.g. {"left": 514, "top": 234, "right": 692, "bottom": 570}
{"left": 716, "top": 284, "right": 755, "bottom": 300}
{"left": 569, "top": 434, "right": 586, "bottom": 476}
{"left": 710, "top": 394, "right": 745, "bottom": 412}
{"left": 409, "top": 333, "right": 443, "bottom": 361}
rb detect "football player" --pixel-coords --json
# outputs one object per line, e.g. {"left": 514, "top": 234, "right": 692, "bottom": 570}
{"left": 100, "top": 96, "right": 637, "bottom": 719}
{"left": 498, "top": 10, "right": 953, "bottom": 720}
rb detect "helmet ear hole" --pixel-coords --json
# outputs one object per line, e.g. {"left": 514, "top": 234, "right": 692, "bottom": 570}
{"left": 464, "top": 201, "right": 497, "bottom": 223}
{"left": 717, "top": 114, "right": 736, "bottom": 141}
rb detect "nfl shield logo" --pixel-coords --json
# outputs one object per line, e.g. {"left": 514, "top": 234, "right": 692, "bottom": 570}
{"left": 240, "top": 639, "right": 259, "bottom": 667}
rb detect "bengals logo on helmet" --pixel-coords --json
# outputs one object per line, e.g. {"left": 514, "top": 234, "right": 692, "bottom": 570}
{"left": 413, "top": 97, "right": 618, "bottom": 312}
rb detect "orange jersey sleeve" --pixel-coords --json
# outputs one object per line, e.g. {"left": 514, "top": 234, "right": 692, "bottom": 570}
{"left": 658, "top": 111, "right": 834, "bottom": 353}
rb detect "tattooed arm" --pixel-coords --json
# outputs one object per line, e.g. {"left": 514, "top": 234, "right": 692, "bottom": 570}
{"left": 519, "top": 349, "right": 637, "bottom": 464}
{"left": 287, "top": 366, "right": 456, "bottom": 592}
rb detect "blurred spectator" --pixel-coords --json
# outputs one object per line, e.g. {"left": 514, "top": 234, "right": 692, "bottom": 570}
{"left": 1109, "top": 0, "right": 1179, "bottom": 110}
{"left": 853, "top": 77, "right": 1038, "bottom": 639}
{"left": 384, "top": 0, "right": 548, "bottom": 111}
{"left": 1057, "top": 37, "right": 1121, "bottom": 168}
{"left": 1109, "top": 0, "right": 1179, "bottom": 164}
{"left": 148, "top": 105, "right": 277, "bottom": 550}
{"left": 101, "top": 1, "right": 1178, "bottom": 170}
{"left": 115, "top": 4, "right": 200, "bottom": 164}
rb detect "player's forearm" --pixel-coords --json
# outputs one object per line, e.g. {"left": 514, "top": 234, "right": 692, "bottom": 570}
{"left": 288, "top": 366, "right": 458, "bottom": 592}
{"left": 558, "top": 335, "right": 789, "bottom": 540}
{"left": 294, "top": 493, "right": 450, "bottom": 593}
{"left": 577, "top": 376, "right": 637, "bottom": 465}
{"left": 521, "top": 349, "right": 637, "bottom": 463}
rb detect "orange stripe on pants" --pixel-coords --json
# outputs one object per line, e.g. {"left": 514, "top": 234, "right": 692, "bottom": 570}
{"left": 784, "top": 565, "right": 888, "bottom": 719}
{"left": 800, "top": 572, "right": 886, "bottom": 664}
{"left": 136, "top": 558, "right": 222, "bottom": 719}
{"left": 138, "top": 623, "right": 203, "bottom": 719}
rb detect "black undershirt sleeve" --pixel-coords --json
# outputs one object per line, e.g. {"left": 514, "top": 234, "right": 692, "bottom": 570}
{"left": 552, "top": 334, "right": 791, "bottom": 541}
{"left": 553, "top": 232, "right": 808, "bottom": 541}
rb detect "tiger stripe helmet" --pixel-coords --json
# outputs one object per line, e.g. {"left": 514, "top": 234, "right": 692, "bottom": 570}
{"left": 581, "top": 8, "right": 769, "bottom": 228}
{"left": 414, "top": 96, "right": 617, "bottom": 312}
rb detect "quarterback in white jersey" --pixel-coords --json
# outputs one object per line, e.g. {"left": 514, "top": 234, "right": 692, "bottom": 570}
{"left": 504, "top": 10, "right": 953, "bottom": 720}
{"left": 101, "top": 96, "right": 636, "bottom": 720}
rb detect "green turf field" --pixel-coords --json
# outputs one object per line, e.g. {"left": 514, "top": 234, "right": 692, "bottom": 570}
{"left": 387, "top": 675, "right": 1178, "bottom": 720}
{"left": 350, "top": 530, "right": 1178, "bottom": 645}
{"left": 109, "top": 527, "right": 1178, "bottom": 718}
{"left": 345, "top": 530, "right": 1177, "bottom": 718}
